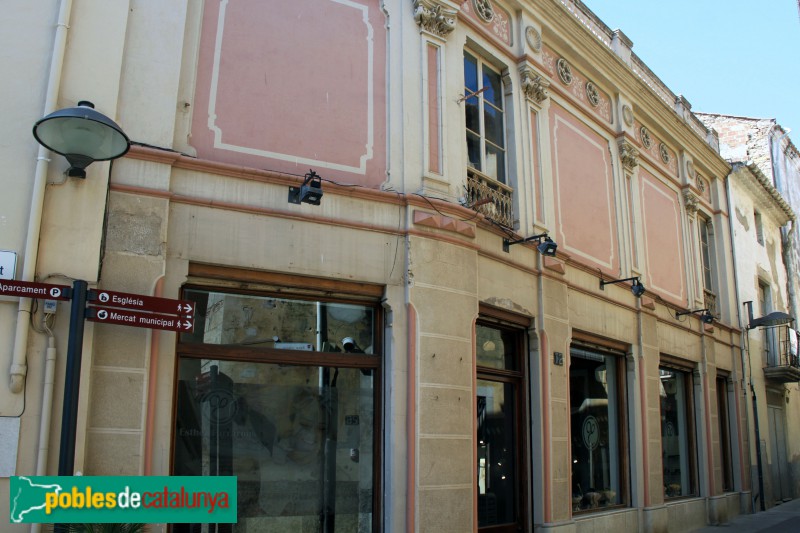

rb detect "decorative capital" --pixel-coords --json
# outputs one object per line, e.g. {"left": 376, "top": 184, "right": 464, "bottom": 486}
{"left": 519, "top": 66, "right": 550, "bottom": 104}
{"left": 617, "top": 138, "right": 639, "bottom": 171}
{"left": 683, "top": 190, "right": 699, "bottom": 215}
{"left": 413, "top": 0, "right": 457, "bottom": 39}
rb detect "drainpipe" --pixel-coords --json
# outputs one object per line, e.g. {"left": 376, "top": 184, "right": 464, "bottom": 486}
{"left": 725, "top": 174, "right": 755, "bottom": 507}
{"left": 10, "top": 0, "right": 73, "bottom": 393}
{"left": 30, "top": 334, "right": 57, "bottom": 533}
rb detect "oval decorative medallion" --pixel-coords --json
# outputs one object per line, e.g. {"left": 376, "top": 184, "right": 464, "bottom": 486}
{"left": 640, "top": 126, "right": 652, "bottom": 149}
{"left": 622, "top": 105, "right": 634, "bottom": 127}
{"left": 586, "top": 82, "right": 600, "bottom": 107}
{"left": 557, "top": 58, "right": 573, "bottom": 85}
{"left": 472, "top": 0, "right": 495, "bottom": 23}
{"left": 659, "top": 143, "right": 670, "bottom": 164}
{"left": 525, "top": 26, "right": 542, "bottom": 52}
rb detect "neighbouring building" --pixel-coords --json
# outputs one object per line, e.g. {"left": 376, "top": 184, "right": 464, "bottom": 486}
{"left": 698, "top": 113, "right": 800, "bottom": 508}
{"left": 4, "top": 1, "right": 790, "bottom": 532}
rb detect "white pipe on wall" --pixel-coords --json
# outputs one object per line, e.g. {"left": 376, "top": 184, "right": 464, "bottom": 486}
{"left": 9, "top": 0, "right": 73, "bottom": 394}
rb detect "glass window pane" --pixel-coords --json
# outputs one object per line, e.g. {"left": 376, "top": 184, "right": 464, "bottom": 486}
{"left": 485, "top": 143, "right": 506, "bottom": 184}
{"left": 482, "top": 67, "right": 503, "bottom": 109}
{"left": 477, "top": 379, "right": 517, "bottom": 526}
{"left": 467, "top": 132, "right": 482, "bottom": 171}
{"left": 464, "top": 52, "right": 478, "bottom": 95}
{"left": 660, "top": 368, "right": 694, "bottom": 498}
{"left": 173, "top": 360, "right": 374, "bottom": 532}
{"left": 483, "top": 105, "right": 504, "bottom": 148}
{"left": 570, "top": 350, "right": 620, "bottom": 511}
{"left": 465, "top": 98, "right": 480, "bottom": 134}
{"left": 181, "top": 290, "right": 375, "bottom": 355}
{"left": 476, "top": 324, "right": 517, "bottom": 370}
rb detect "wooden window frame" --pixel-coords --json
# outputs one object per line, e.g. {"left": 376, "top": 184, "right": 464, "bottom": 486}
{"left": 569, "top": 342, "right": 630, "bottom": 514}
{"left": 464, "top": 49, "right": 507, "bottom": 184}
{"left": 658, "top": 362, "right": 698, "bottom": 500}
{"left": 716, "top": 375, "right": 734, "bottom": 493}
{"left": 476, "top": 311, "right": 529, "bottom": 533}
{"left": 170, "top": 280, "right": 383, "bottom": 533}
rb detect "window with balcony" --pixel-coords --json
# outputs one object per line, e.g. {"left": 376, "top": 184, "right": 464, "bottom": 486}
{"left": 698, "top": 217, "right": 717, "bottom": 314}
{"left": 465, "top": 50, "right": 506, "bottom": 183}
{"left": 660, "top": 366, "right": 697, "bottom": 499}
{"left": 464, "top": 50, "right": 514, "bottom": 228}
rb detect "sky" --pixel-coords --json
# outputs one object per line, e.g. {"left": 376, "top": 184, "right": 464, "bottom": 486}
{"left": 582, "top": 0, "right": 800, "bottom": 136}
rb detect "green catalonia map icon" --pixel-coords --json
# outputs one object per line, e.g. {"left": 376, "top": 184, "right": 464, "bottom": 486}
{"left": 10, "top": 476, "right": 63, "bottom": 523}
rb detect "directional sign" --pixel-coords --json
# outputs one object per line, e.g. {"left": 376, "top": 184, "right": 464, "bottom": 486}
{"left": 88, "top": 289, "right": 195, "bottom": 316}
{"left": 87, "top": 306, "right": 194, "bottom": 332}
{"left": 0, "top": 279, "right": 71, "bottom": 300}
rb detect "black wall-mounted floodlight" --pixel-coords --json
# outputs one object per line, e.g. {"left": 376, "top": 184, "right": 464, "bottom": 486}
{"left": 676, "top": 308, "right": 714, "bottom": 324}
{"left": 599, "top": 276, "right": 645, "bottom": 297}
{"left": 503, "top": 232, "right": 557, "bottom": 255}
{"left": 288, "top": 170, "right": 323, "bottom": 205}
{"left": 32, "top": 100, "right": 130, "bottom": 178}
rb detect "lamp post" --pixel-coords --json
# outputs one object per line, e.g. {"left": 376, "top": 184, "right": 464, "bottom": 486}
{"left": 743, "top": 301, "right": 794, "bottom": 512}
{"left": 32, "top": 101, "right": 129, "bottom": 478}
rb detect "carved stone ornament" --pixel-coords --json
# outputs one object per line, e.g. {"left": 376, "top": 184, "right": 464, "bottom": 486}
{"left": 519, "top": 66, "right": 550, "bottom": 104}
{"left": 640, "top": 126, "right": 652, "bottom": 149}
{"left": 525, "top": 26, "right": 542, "bottom": 52}
{"left": 556, "top": 58, "right": 573, "bottom": 85}
{"left": 413, "top": 0, "right": 457, "bottom": 38}
{"left": 622, "top": 105, "right": 634, "bottom": 127}
{"left": 659, "top": 143, "right": 671, "bottom": 164}
{"left": 472, "top": 0, "right": 495, "bottom": 23}
{"left": 683, "top": 190, "right": 699, "bottom": 215}
{"left": 586, "top": 82, "right": 600, "bottom": 107}
{"left": 697, "top": 177, "right": 707, "bottom": 193}
{"left": 617, "top": 139, "right": 639, "bottom": 171}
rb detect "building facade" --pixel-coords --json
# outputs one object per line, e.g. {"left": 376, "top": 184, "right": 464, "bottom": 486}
{"left": 0, "top": 1, "right": 776, "bottom": 532}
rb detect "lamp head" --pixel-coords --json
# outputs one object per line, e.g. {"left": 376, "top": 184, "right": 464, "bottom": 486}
{"left": 631, "top": 279, "right": 646, "bottom": 297}
{"left": 32, "top": 101, "right": 130, "bottom": 178}
{"left": 701, "top": 311, "right": 714, "bottom": 324}
{"left": 288, "top": 170, "right": 324, "bottom": 205}
{"left": 537, "top": 237, "right": 558, "bottom": 257}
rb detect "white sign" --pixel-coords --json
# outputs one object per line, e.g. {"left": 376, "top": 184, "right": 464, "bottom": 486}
{"left": 0, "top": 250, "right": 17, "bottom": 280}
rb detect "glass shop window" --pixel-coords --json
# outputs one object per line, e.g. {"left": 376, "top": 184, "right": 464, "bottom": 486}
{"left": 570, "top": 347, "right": 626, "bottom": 512}
{"left": 172, "top": 288, "right": 380, "bottom": 533}
{"left": 659, "top": 367, "right": 697, "bottom": 499}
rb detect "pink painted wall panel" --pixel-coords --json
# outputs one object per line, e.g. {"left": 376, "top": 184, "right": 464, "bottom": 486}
{"left": 639, "top": 170, "right": 687, "bottom": 304}
{"left": 427, "top": 44, "right": 441, "bottom": 175}
{"left": 550, "top": 105, "right": 619, "bottom": 272}
{"left": 531, "top": 110, "right": 542, "bottom": 222}
{"left": 191, "top": 0, "right": 386, "bottom": 185}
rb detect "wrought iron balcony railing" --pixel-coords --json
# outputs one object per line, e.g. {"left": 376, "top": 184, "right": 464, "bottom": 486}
{"left": 762, "top": 325, "right": 800, "bottom": 383}
{"left": 466, "top": 167, "right": 514, "bottom": 228}
{"left": 703, "top": 289, "right": 717, "bottom": 318}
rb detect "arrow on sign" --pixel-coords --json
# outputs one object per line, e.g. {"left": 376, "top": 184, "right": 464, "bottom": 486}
{"left": 87, "top": 306, "right": 195, "bottom": 333}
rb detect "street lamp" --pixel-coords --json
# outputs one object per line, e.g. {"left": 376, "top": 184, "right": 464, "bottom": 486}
{"left": 743, "top": 301, "right": 795, "bottom": 512}
{"left": 32, "top": 100, "right": 130, "bottom": 178}
{"left": 30, "top": 102, "right": 130, "bottom": 484}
